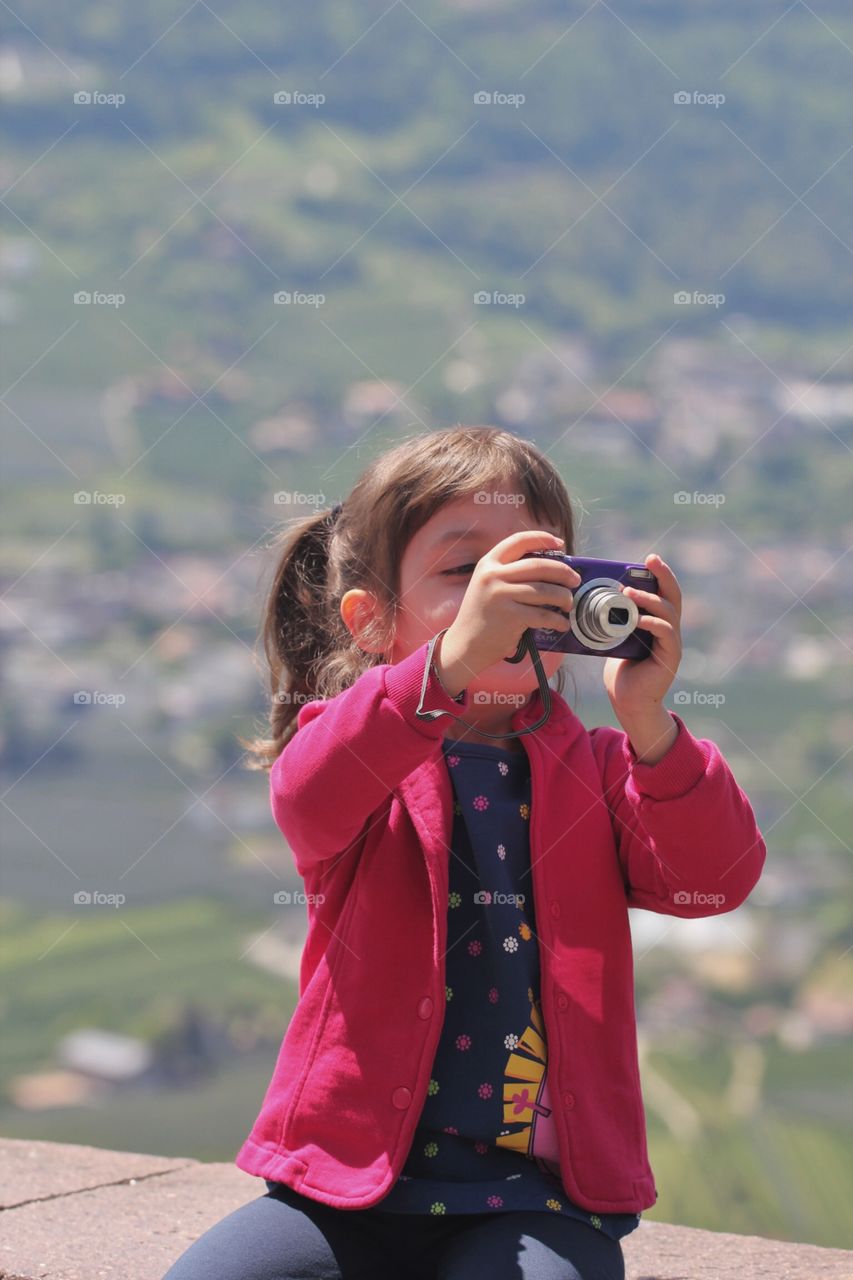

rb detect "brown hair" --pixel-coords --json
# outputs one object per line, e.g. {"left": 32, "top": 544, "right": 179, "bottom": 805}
{"left": 239, "top": 425, "right": 579, "bottom": 771}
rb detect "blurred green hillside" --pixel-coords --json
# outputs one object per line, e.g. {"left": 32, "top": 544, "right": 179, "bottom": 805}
{"left": 4, "top": 0, "right": 853, "bottom": 401}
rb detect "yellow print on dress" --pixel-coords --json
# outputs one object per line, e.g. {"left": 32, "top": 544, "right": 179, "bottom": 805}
{"left": 495, "top": 996, "right": 560, "bottom": 1165}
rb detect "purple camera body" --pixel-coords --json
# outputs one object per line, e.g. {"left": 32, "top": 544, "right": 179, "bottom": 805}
{"left": 520, "top": 551, "right": 659, "bottom": 660}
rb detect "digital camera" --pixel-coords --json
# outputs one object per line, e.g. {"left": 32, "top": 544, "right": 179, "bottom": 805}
{"left": 519, "top": 551, "right": 658, "bottom": 660}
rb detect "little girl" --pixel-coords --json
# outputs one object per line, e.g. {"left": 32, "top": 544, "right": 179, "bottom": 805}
{"left": 163, "top": 425, "right": 766, "bottom": 1280}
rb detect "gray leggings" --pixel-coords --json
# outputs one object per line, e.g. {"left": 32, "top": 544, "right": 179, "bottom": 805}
{"left": 161, "top": 1179, "right": 626, "bottom": 1280}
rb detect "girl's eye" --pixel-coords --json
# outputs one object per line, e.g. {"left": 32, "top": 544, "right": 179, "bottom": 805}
{"left": 443, "top": 564, "right": 477, "bottom": 575}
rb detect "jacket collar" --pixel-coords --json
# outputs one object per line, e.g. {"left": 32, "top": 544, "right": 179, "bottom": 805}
{"left": 395, "top": 688, "right": 586, "bottom": 902}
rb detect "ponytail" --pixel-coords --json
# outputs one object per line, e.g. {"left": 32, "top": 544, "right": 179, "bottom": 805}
{"left": 239, "top": 503, "right": 364, "bottom": 771}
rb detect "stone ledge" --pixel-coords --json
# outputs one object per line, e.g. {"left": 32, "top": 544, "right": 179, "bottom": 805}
{"left": 0, "top": 1138, "right": 851, "bottom": 1280}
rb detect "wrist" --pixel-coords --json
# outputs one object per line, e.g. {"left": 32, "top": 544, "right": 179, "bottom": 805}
{"left": 615, "top": 702, "right": 679, "bottom": 765}
{"left": 432, "top": 629, "right": 473, "bottom": 701}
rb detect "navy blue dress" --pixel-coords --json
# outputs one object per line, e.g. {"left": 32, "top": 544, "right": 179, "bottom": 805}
{"left": 376, "top": 737, "right": 642, "bottom": 1241}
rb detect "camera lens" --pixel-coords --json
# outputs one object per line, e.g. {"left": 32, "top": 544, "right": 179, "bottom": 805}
{"left": 572, "top": 583, "right": 639, "bottom": 649}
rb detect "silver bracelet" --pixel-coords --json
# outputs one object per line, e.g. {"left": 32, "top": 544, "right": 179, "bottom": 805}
{"left": 413, "top": 628, "right": 553, "bottom": 739}
{"left": 431, "top": 628, "right": 465, "bottom": 702}
{"left": 414, "top": 629, "right": 464, "bottom": 723}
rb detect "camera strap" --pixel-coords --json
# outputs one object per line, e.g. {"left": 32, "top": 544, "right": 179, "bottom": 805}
{"left": 414, "top": 627, "right": 553, "bottom": 738}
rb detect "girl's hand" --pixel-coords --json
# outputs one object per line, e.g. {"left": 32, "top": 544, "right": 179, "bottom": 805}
{"left": 602, "top": 554, "right": 683, "bottom": 719}
{"left": 436, "top": 531, "right": 581, "bottom": 693}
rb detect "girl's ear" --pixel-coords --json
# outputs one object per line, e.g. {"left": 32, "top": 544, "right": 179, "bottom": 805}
{"left": 340, "top": 588, "right": 385, "bottom": 653}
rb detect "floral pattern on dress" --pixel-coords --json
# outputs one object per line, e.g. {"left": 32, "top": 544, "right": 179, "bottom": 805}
{"left": 374, "top": 737, "right": 641, "bottom": 1242}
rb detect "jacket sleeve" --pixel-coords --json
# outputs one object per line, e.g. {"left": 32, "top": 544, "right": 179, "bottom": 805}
{"left": 589, "top": 710, "right": 766, "bottom": 917}
{"left": 269, "top": 640, "right": 470, "bottom": 875}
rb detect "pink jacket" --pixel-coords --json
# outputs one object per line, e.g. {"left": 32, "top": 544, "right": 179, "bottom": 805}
{"left": 234, "top": 640, "right": 766, "bottom": 1213}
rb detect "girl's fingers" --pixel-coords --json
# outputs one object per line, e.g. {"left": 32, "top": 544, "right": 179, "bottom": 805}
{"left": 645, "top": 554, "right": 682, "bottom": 608}
{"left": 636, "top": 614, "right": 679, "bottom": 648}
{"left": 622, "top": 585, "right": 677, "bottom": 619}
{"left": 636, "top": 615, "right": 675, "bottom": 635}
{"left": 636, "top": 616, "right": 681, "bottom": 675}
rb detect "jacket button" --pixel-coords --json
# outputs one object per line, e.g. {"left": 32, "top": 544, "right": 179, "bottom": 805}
{"left": 562, "top": 1091, "right": 575, "bottom": 1110}
{"left": 550, "top": 901, "right": 561, "bottom": 919}
{"left": 392, "top": 1086, "right": 412, "bottom": 1109}
{"left": 556, "top": 992, "right": 569, "bottom": 1011}
{"left": 417, "top": 997, "right": 433, "bottom": 1019}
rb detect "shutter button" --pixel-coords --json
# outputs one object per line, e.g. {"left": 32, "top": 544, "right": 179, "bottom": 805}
{"left": 562, "top": 1091, "right": 575, "bottom": 1110}
{"left": 392, "top": 1087, "right": 412, "bottom": 1109}
{"left": 417, "top": 997, "right": 433, "bottom": 1019}
{"left": 556, "top": 992, "right": 569, "bottom": 1011}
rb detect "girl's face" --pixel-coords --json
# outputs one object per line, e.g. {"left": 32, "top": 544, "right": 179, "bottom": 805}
{"left": 380, "top": 484, "right": 566, "bottom": 697}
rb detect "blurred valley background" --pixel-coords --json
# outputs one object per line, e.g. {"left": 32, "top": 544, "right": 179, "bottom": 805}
{"left": 1, "top": 0, "right": 852, "bottom": 1249}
